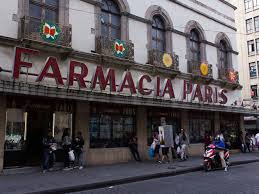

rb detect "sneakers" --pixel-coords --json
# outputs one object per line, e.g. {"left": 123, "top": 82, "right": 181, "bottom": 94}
{"left": 224, "top": 167, "right": 228, "bottom": 172}
{"left": 42, "top": 170, "right": 47, "bottom": 173}
{"left": 79, "top": 166, "right": 84, "bottom": 170}
{"left": 63, "top": 167, "right": 73, "bottom": 171}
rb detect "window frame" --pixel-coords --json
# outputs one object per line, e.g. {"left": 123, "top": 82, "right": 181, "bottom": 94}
{"left": 245, "top": 0, "right": 253, "bottom": 12}
{"left": 151, "top": 15, "right": 166, "bottom": 52}
{"left": 249, "top": 62, "right": 257, "bottom": 78}
{"left": 246, "top": 18, "right": 253, "bottom": 34}
{"left": 100, "top": 0, "right": 121, "bottom": 40}
{"left": 247, "top": 40, "right": 255, "bottom": 55}
{"left": 189, "top": 29, "right": 201, "bottom": 63}
{"left": 255, "top": 16, "right": 259, "bottom": 32}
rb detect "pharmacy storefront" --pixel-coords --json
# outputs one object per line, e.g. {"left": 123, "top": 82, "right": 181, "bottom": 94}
{"left": 0, "top": 46, "right": 257, "bottom": 170}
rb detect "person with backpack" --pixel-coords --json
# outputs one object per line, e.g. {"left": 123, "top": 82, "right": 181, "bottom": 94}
{"left": 73, "top": 131, "right": 85, "bottom": 169}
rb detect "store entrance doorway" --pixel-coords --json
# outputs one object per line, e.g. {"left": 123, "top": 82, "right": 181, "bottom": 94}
{"left": 25, "top": 110, "right": 52, "bottom": 166}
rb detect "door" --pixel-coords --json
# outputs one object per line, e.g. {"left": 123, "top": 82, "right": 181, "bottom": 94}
{"left": 25, "top": 111, "right": 52, "bottom": 166}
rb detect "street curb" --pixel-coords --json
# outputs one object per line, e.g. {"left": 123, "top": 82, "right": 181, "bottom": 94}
{"left": 27, "top": 159, "right": 259, "bottom": 194}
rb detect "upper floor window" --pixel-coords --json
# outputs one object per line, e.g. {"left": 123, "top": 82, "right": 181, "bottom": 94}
{"left": 256, "top": 39, "right": 259, "bottom": 53}
{"left": 219, "top": 40, "right": 229, "bottom": 69}
{"left": 255, "top": 0, "right": 259, "bottom": 9}
{"left": 245, "top": 0, "right": 253, "bottom": 12}
{"left": 151, "top": 15, "right": 166, "bottom": 52}
{"left": 248, "top": 40, "right": 255, "bottom": 55}
{"left": 189, "top": 29, "right": 201, "bottom": 62}
{"left": 246, "top": 18, "right": 253, "bottom": 33}
{"left": 101, "top": 0, "right": 121, "bottom": 39}
{"left": 249, "top": 62, "right": 257, "bottom": 78}
{"left": 255, "top": 16, "right": 259, "bottom": 31}
{"left": 29, "top": 0, "right": 59, "bottom": 23}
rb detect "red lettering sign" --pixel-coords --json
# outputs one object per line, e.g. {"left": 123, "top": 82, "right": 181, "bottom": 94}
{"left": 192, "top": 84, "right": 203, "bottom": 102}
{"left": 13, "top": 47, "right": 39, "bottom": 79}
{"left": 68, "top": 61, "right": 88, "bottom": 88}
{"left": 37, "top": 57, "right": 64, "bottom": 85}
{"left": 118, "top": 71, "right": 136, "bottom": 94}
{"left": 161, "top": 79, "right": 175, "bottom": 99}
{"left": 205, "top": 86, "right": 213, "bottom": 103}
{"left": 138, "top": 75, "right": 152, "bottom": 95}
{"left": 91, "top": 66, "right": 116, "bottom": 92}
{"left": 219, "top": 89, "right": 228, "bottom": 104}
{"left": 183, "top": 80, "right": 193, "bottom": 100}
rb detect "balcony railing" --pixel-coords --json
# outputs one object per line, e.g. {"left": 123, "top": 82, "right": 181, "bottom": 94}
{"left": 218, "top": 67, "right": 239, "bottom": 83}
{"left": 187, "top": 60, "right": 213, "bottom": 78}
{"left": 148, "top": 49, "right": 179, "bottom": 71}
{"left": 95, "top": 36, "right": 134, "bottom": 61}
{"left": 20, "top": 17, "right": 72, "bottom": 48}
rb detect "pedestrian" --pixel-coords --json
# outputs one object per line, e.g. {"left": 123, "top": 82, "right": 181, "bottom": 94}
{"left": 160, "top": 136, "right": 169, "bottom": 163}
{"left": 153, "top": 132, "right": 161, "bottom": 163}
{"left": 179, "top": 129, "right": 188, "bottom": 161}
{"left": 204, "top": 131, "right": 211, "bottom": 150}
{"left": 128, "top": 133, "right": 141, "bottom": 162}
{"left": 255, "top": 132, "right": 259, "bottom": 151}
{"left": 224, "top": 131, "right": 231, "bottom": 150}
{"left": 73, "top": 131, "right": 85, "bottom": 169}
{"left": 42, "top": 130, "right": 56, "bottom": 173}
{"left": 245, "top": 133, "right": 251, "bottom": 153}
{"left": 240, "top": 132, "right": 245, "bottom": 153}
{"left": 175, "top": 132, "right": 180, "bottom": 158}
{"left": 62, "top": 128, "right": 73, "bottom": 170}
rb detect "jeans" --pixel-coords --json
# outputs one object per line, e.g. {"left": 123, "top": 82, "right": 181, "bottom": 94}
{"left": 129, "top": 144, "right": 141, "bottom": 161}
{"left": 43, "top": 149, "right": 50, "bottom": 170}
{"left": 74, "top": 150, "right": 83, "bottom": 167}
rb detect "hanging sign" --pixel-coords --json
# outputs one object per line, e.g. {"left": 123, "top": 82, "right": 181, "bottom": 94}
{"left": 200, "top": 63, "right": 209, "bottom": 76}
{"left": 112, "top": 39, "right": 127, "bottom": 58}
{"left": 40, "top": 21, "right": 61, "bottom": 43}
{"left": 163, "top": 53, "right": 173, "bottom": 68}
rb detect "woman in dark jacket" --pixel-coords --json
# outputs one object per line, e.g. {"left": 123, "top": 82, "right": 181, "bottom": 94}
{"left": 73, "top": 131, "right": 85, "bottom": 169}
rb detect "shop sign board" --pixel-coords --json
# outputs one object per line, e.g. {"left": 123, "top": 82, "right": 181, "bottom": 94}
{"left": 10, "top": 47, "right": 229, "bottom": 104}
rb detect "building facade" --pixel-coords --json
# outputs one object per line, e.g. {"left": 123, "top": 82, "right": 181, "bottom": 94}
{"left": 0, "top": 0, "right": 256, "bottom": 172}
{"left": 231, "top": 0, "right": 259, "bottom": 132}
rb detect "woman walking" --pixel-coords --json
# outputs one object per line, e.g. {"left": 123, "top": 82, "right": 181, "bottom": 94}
{"left": 179, "top": 129, "right": 188, "bottom": 161}
{"left": 153, "top": 132, "right": 161, "bottom": 163}
{"left": 62, "top": 128, "right": 73, "bottom": 170}
{"left": 73, "top": 131, "right": 85, "bottom": 169}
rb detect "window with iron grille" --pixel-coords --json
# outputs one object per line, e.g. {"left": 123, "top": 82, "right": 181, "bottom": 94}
{"left": 100, "top": 0, "right": 121, "bottom": 39}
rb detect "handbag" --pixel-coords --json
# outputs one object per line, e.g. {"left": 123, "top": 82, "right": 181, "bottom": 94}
{"left": 148, "top": 147, "right": 155, "bottom": 158}
{"left": 68, "top": 150, "right": 75, "bottom": 161}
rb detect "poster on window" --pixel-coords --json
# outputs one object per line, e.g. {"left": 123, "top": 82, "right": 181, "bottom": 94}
{"left": 159, "top": 125, "right": 174, "bottom": 147}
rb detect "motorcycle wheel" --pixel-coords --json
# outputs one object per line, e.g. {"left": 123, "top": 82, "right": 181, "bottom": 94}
{"left": 204, "top": 161, "right": 212, "bottom": 171}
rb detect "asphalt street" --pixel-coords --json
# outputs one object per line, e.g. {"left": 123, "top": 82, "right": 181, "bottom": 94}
{"left": 69, "top": 162, "right": 259, "bottom": 194}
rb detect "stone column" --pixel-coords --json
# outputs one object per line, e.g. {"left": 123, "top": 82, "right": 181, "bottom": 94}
{"left": 0, "top": 95, "right": 6, "bottom": 172}
{"left": 240, "top": 114, "right": 245, "bottom": 139}
{"left": 136, "top": 106, "right": 148, "bottom": 160}
{"left": 74, "top": 101, "right": 90, "bottom": 166}
{"left": 214, "top": 112, "right": 220, "bottom": 136}
{"left": 181, "top": 110, "right": 189, "bottom": 134}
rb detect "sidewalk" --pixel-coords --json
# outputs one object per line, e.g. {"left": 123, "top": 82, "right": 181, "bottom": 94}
{"left": 0, "top": 153, "right": 259, "bottom": 194}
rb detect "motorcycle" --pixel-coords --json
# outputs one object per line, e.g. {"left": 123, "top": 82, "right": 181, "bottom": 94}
{"left": 203, "top": 144, "right": 230, "bottom": 171}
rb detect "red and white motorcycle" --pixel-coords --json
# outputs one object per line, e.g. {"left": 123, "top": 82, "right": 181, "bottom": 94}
{"left": 203, "top": 144, "right": 230, "bottom": 171}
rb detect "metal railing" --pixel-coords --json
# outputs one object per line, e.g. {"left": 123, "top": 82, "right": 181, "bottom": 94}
{"left": 95, "top": 36, "right": 134, "bottom": 61}
{"left": 187, "top": 60, "right": 213, "bottom": 77}
{"left": 20, "top": 17, "right": 72, "bottom": 48}
{"left": 148, "top": 49, "right": 179, "bottom": 71}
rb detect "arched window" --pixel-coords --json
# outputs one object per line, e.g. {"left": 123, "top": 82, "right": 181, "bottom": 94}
{"left": 219, "top": 40, "right": 228, "bottom": 69}
{"left": 101, "top": 0, "right": 121, "bottom": 39}
{"left": 189, "top": 29, "right": 201, "bottom": 62}
{"left": 152, "top": 16, "right": 166, "bottom": 52}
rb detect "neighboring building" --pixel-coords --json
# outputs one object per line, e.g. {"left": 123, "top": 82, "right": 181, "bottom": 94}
{"left": 231, "top": 0, "right": 259, "bottom": 133}
{"left": 0, "top": 0, "right": 257, "bottom": 172}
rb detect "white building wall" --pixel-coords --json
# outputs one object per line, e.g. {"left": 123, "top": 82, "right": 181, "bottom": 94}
{"left": 0, "top": 0, "right": 18, "bottom": 39}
